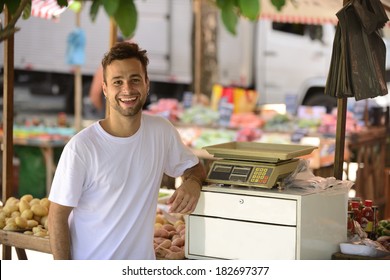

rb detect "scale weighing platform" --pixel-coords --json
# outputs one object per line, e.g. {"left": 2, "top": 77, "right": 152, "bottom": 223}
{"left": 203, "top": 142, "right": 317, "bottom": 189}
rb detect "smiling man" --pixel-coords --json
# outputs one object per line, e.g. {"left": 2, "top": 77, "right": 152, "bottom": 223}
{"left": 47, "top": 42, "right": 206, "bottom": 260}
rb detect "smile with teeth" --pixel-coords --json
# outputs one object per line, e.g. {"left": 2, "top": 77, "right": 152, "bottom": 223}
{"left": 119, "top": 96, "right": 137, "bottom": 102}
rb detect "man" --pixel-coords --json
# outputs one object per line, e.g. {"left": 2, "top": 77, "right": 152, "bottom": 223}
{"left": 48, "top": 42, "right": 206, "bottom": 260}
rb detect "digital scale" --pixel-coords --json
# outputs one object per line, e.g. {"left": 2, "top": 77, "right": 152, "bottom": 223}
{"left": 185, "top": 142, "right": 348, "bottom": 260}
{"left": 203, "top": 142, "right": 317, "bottom": 189}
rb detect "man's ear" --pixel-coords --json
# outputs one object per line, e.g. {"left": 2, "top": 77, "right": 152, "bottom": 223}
{"left": 102, "top": 82, "right": 107, "bottom": 98}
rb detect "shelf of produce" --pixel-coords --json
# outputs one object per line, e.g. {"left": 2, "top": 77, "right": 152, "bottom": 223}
{"left": 0, "top": 230, "right": 51, "bottom": 257}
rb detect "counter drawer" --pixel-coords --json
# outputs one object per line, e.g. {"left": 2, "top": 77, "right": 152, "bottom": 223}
{"left": 193, "top": 191, "right": 297, "bottom": 225}
{"left": 186, "top": 215, "right": 297, "bottom": 260}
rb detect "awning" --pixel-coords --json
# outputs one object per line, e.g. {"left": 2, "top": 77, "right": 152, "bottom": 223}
{"left": 260, "top": 0, "right": 390, "bottom": 25}
{"left": 31, "top": 0, "right": 73, "bottom": 20}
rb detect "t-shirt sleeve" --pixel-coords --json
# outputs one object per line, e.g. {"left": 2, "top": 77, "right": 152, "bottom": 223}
{"left": 48, "top": 144, "right": 87, "bottom": 207}
{"left": 163, "top": 125, "right": 199, "bottom": 178}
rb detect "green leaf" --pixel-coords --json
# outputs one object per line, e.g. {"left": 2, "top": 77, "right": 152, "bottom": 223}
{"left": 103, "top": 0, "right": 120, "bottom": 17}
{"left": 238, "top": 0, "right": 259, "bottom": 21}
{"left": 271, "top": 0, "right": 286, "bottom": 12}
{"left": 22, "top": 0, "right": 31, "bottom": 20}
{"left": 90, "top": 0, "right": 102, "bottom": 22}
{"left": 216, "top": 0, "right": 229, "bottom": 9}
{"left": 221, "top": 3, "right": 238, "bottom": 35}
{"left": 56, "top": 0, "right": 69, "bottom": 8}
{"left": 6, "top": 0, "right": 21, "bottom": 14}
{"left": 0, "top": 0, "right": 6, "bottom": 14}
{"left": 114, "top": 0, "right": 137, "bottom": 38}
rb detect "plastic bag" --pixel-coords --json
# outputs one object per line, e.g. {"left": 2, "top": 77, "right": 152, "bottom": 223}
{"left": 282, "top": 159, "right": 354, "bottom": 191}
{"left": 325, "top": 0, "right": 388, "bottom": 101}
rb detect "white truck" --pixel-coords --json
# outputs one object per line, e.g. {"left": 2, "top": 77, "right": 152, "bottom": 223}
{"left": 1, "top": 0, "right": 389, "bottom": 116}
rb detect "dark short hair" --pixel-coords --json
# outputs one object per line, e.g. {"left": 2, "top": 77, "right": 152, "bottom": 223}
{"left": 101, "top": 42, "right": 149, "bottom": 83}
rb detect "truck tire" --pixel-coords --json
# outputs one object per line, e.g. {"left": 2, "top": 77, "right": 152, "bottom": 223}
{"left": 303, "top": 92, "right": 338, "bottom": 113}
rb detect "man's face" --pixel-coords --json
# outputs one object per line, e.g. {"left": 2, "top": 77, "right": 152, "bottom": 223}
{"left": 103, "top": 58, "right": 149, "bottom": 117}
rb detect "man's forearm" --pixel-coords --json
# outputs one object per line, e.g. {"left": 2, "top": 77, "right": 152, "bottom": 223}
{"left": 182, "top": 162, "right": 207, "bottom": 187}
{"left": 48, "top": 203, "right": 73, "bottom": 260}
{"left": 49, "top": 219, "right": 72, "bottom": 260}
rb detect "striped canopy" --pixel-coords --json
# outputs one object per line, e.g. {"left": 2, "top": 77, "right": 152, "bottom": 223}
{"left": 260, "top": 0, "right": 390, "bottom": 25}
{"left": 31, "top": 0, "right": 73, "bottom": 20}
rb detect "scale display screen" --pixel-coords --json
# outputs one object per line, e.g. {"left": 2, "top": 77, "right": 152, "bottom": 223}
{"left": 206, "top": 159, "right": 298, "bottom": 189}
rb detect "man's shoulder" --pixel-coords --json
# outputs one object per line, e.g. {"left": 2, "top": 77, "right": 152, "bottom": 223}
{"left": 142, "top": 113, "right": 172, "bottom": 126}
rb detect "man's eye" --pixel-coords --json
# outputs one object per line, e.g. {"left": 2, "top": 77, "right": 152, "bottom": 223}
{"left": 132, "top": 79, "right": 141, "bottom": 84}
{"left": 113, "top": 80, "right": 122, "bottom": 86}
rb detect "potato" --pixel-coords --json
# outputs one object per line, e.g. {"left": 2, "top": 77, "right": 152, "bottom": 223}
{"left": 174, "top": 220, "right": 185, "bottom": 228}
{"left": 154, "top": 223, "right": 163, "bottom": 230}
{"left": 10, "top": 211, "right": 21, "bottom": 218}
{"left": 3, "top": 204, "right": 18, "bottom": 216}
{"left": 21, "top": 209, "right": 34, "bottom": 220}
{"left": 0, "top": 211, "right": 7, "bottom": 220}
{"left": 154, "top": 228, "right": 169, "bottom": 238}
{"left": 162, "top": 224, "right": 176, "bottom": 232}
{"left": 155, "top": 214, "right": 166, "bottom": 225}
{"left": 172, "top": 237, "right": 185, "bottom": 247}
{"left": 176, "top": 224, "right": 185, "bottom": 233}
{"left": 31, "top": 204, "right": 48, "bottom": 217}
{"left": 20, "top": 194, "right": 33, "bottom": 203}
{"left": 27, "top": 219, "right": 39, "bottom": 229}
{"left": 29, "top": 198, "right": 41, "bottom": 206}
{"left": 157, "top": 239, "right": 172, "bottom": 249}
{"left": 41, "top": 215, "right": 48, "bottom": 226}
{"left": 33, "top": 215, "right": 42, "bottom": 223}
{"left": 3, "top": 223, "right": 19, "bottom": 231}
{"left": 154, "top": 237, "right": 167, "bottom": 245}
{"left": 155, "top": 247, "right": 169, "bottom": 258}
{"left": 15, "top": 216, "right": 28, "bottom": 229}
{"left": 6, "top": 217, "right": 16, "bottom": 225}
{"left": 0, "top": 219, "right": 5, "bottom": 229}
{"left": 34, "top": 231, "right": 48, "bottom": 238}
{"left": 40, "top": 198, "right": 50, "bottom": 209}
{"left": 32, "top": 225, "right": 45, "bottom": 234}
{"left": 5, "top": 197, "right": 18, "bottom": 206}
{"left": 165, "top": 250, "right": 185, "bottom": 260}
{"left": 18, "top": 199, "right": 30, "bottom": 213}
{"left": 169, "top": 245, "right": 183, "bottom": 252}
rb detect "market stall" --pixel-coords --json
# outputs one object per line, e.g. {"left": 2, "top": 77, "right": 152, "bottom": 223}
{"left": 2, "top": 0, "right": 390, "bottom": 260}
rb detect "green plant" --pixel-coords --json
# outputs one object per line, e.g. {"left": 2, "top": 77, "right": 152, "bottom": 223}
{"left": 0, "top": 0, "right": 288, "bottom": 42}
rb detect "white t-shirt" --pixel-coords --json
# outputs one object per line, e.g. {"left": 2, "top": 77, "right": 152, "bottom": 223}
{"left": 48, "top": 114, "right": 199, "bottom": 260}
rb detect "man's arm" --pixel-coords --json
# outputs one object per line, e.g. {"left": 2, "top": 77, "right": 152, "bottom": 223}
{"left": 48, "top": 202, "right": 73, "bottom": 260}
{"left": 168, "top": 162, "right": 207, "bottom": 214}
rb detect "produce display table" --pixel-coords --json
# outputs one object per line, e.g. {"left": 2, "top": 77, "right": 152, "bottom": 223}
{"left": 0, "top": 230, "right": 51, "bottom": 260}
{"left": 331, "top": 251, "right": 390, "bottom": 260}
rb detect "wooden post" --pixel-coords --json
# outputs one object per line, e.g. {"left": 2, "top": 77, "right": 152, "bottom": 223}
{"left": 333, "top": 0, "right": 350, "bottom": 180}
{"left": 334, "top": 97, "right": 347, "bottom": 179}
{"left": 2, "top": 6, "right": 14, "bottom": 260}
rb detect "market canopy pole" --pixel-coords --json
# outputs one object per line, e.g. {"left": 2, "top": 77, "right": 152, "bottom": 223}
{"left": 193, "top": 0, "right": 202, "bottom": 98}
{"left": 334, "top": 0, "right": 349, "bottom": 180}
{"left": 74, "top": 9, "right": 82, "bottom": 132}
{"left": 1, "top": 6, "right": 15, "bottom": 205}
{"left": 1, "top": 5, "right": 15, "bottom": 261}
{"left": 334, "top": 0, "right": 355, "bottom": 180}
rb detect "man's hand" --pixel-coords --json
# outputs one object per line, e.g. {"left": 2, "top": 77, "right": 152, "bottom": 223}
{"left": 167, "top": 178, "right": 201, "bottom": 214}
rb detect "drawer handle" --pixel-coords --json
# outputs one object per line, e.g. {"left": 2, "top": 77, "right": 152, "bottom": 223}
{"left": 239, "top": 199, "right": 244, "bottom": 204}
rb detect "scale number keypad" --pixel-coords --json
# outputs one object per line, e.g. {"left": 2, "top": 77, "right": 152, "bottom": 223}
{"left": 250, "top": 167, "right": 272, "bottom": 184}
